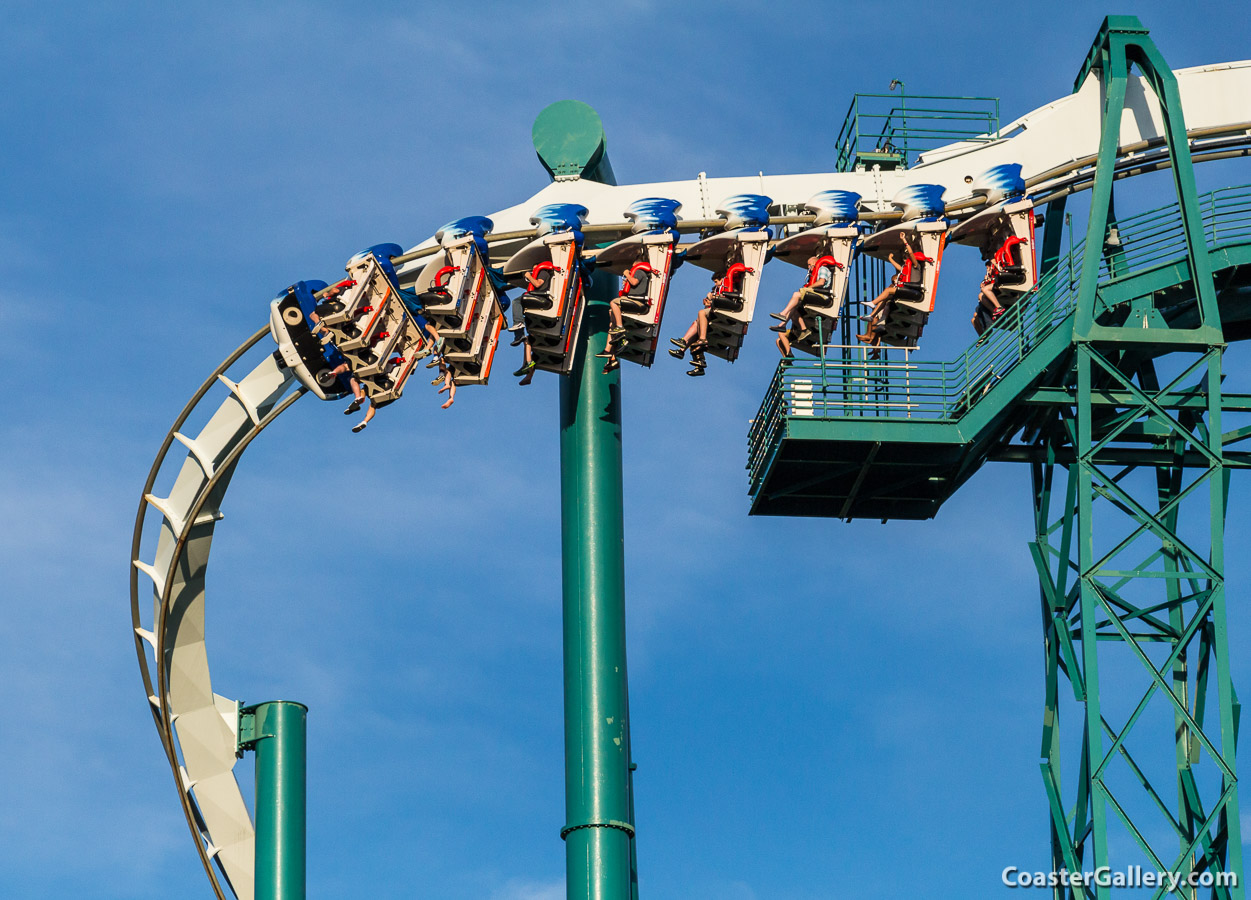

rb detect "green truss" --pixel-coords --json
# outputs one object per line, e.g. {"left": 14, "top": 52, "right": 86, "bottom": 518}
{"left": 1032, "top": 344, "right": 1241, "bottom": 898}
{"left": 744, "top": 15, "right": 1249, "bottom": 897}
{"left": 1030, "top": 18, "right": 1242, "bottom": 899}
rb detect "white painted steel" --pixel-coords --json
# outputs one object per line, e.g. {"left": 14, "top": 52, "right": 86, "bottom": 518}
{"left": 396, "top": 59, "right": 1251, "bottom": 277}
{"left": 133, "top": 345, "right": 300, "bottom": 900}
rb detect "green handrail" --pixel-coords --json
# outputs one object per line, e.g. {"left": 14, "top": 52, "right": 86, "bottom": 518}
{"left": 834, "top": 93, "right": 1001, "bottom": 172}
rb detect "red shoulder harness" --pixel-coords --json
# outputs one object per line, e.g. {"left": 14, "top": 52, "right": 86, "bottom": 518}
{"left": 993, "top": 235, "right": 1027, "bottom": 269}
{"left": 617, "top": 261, "right": 658, "bottom": 296}
{"left": 804, "top": 254, "right": 843, "bottom": 287}
{"left": 434, "top": 265, "right": 459, "bottom": 289}
{"left": 719, "top": 262, "right": 753, "bottom": 293}
{"left": 900, "top": 251, "right": 932, "bottom": 284}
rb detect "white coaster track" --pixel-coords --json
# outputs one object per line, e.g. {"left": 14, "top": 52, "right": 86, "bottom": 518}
{"left": 393, "top": 60, "right": 1251, "bottom": 272}
{"left": 130, "top": 59, "right": 1251, "bottom": 899}
{"left": 130, "top": 330, "right": 302, "bottom": 900}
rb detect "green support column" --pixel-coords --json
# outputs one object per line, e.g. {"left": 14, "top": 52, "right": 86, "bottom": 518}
{"left": 240, "top": 701, "right": 308, "bottom": 900}
{"left": 533, "top": 100, "right": 636, "bottom": 900}
{"left": 1074, "top": 348, "right": 1111, "bottom": 899}
{"left": 1028, "top": 19, "right": 1243, "bottom": 896}
{"left": 1038, "top": 197, "right": 1067, "bottom": 280}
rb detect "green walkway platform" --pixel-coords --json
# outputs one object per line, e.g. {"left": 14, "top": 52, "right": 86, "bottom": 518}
{"left": 748, "top": 186, "right": 1251, "bottom": 520}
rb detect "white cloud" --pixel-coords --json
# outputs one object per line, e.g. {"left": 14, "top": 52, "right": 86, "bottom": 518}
{"left": 490, "top": 876, "right": 565, "bottom": 900}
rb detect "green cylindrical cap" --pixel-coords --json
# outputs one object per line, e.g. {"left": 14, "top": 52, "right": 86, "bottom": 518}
{"left": 532, "top": 100, "right": 616, "bottom": 185}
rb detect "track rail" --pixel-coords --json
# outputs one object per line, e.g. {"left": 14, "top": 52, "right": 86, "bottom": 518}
{"left": 131, "top": 57, "right": 1251, "bottom": 900}
{"left": 388, "top": 128, "right": 1251, "bottom": 281}
{"left": 130, "top": 330, "right": 304, "bottom": 900}
{"left": 394, "top": 59, "right": 1251, "bottom": 271}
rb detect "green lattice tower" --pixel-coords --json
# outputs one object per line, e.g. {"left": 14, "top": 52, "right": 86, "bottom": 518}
{"left": 1030, "top": 18, "right": 1242, "bottom": 898}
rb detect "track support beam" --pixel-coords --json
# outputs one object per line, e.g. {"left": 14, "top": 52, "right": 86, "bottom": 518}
{"left": 240, "top": 701, "right": 308, "bottom": 900}
{"left": 535, "top": 101, "right": 638, "bottom": 900}
{"left": 1030, "top": 18, "right": 1242, "bottom": 898}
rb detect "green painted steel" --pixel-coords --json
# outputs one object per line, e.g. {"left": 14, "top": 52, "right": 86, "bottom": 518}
{"left": 745, "top": 17, "right": 1247, "bottom": 895}
{"left": 240, "top": 701, "right": 307, "bottom": 900}
{"left": 1072, "top": 17, "right": 1221, "bottom": 344}
{"left": 535, "top": 102, "right": 636, "bottom": 900}
{"left": 1039, "top": 20, "right": 1241, "bottom": 895}
{"left": 1032, "top": 347, "right": 1242, "bottom": 899}
{"left": 1039, "top": 198, "right": 1067, "bottom": 279}
{"left": 559, "top": 270, "right": 635, "bottom": 900}
{"left": 746, "top": 187, "right": 1251, "bottom": 517}
{"left": 533, "top": 100, "right": 617, "bottom": 185}
{"left": 833, "top": 91, "right": 1000, "bottom": 172}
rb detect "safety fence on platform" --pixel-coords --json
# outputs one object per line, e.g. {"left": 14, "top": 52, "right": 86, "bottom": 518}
{"left": 833, "top": 93, "right": 1001, "bottom": 172}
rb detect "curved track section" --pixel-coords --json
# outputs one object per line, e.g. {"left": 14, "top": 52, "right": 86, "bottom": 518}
{"left": 131, "top": 57, "right": 1251, "bottom": 900}
{"left": 136, "top": 180, "right": 1247, "bottom": 900}
{"left": 130, "top": 331, "right": 303, "bottom": 900}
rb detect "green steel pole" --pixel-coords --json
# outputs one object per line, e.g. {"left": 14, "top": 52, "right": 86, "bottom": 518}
{"left": 1038, "top": 197, "right": 1067, "bottom": 279}
{"left": 532, "top": 100, "right": 635, "bottom": 900}
{"left": 559, "top": 282, "right": 634, "bottom": 896}
{"left": 242, "top": 701, "right": 308, "bottom": 900}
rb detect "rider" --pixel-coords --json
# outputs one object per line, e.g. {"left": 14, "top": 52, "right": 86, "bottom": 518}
{"left": 307, "top": 280, "right": 351, "bottom": 345}
{"left": 775, "top": 317, "right": 801, "bottom": 359}
{"left": 434, "top": 358, "right": 456, "bottom": 409}
{"left": 512, "top": 262, "right": 555, "bottom": 384}
{"left": 329, "top": 346, "right": 372, "bottom": 433}
{"left": 669, "top": 267, "right": 723, "bottom": 377}
{"left": 769, "top": 253, "right": 840, "bottom": 341}
{"left": 858, "top": 231, "right": 921, "bottom": 348}
{"left": 287, "top": 279, "right": 371, "bottom": 431}
{"left": 596, "top": 257, "right": 656, "bottom": 374}
{"left": 975, "top": 247, "right": 1006, "bottom": 328}
{"left": 520, "top": 261, "right": 557, "bottom": 309}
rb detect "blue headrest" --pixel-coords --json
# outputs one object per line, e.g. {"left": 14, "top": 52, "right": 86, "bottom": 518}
{"left": 436, "top": 216, "right": 494, "bottom": 257}
{"left": 348, "top": 243, "right": 404, "bottom": 284}
{"left": 624, "top": 197, "right": 681, "bottom": 233}
{"left": 805, "top": 190, "right": 862, "bottom": 225}
{"left": 971, "top": 163, "right": 1026, "bottom": 204}
{"left": 530, "top": 203, "right": 588, "bottom": 242}
{"left": 351, "top": 242, "right": 403, "bottom": 262}
{"left": 436, "top": 215, "right": 494, "bottom": 241}
{"left": 891, "top": 184, "right": 947, "bottom": 222}
{"left": 716, "top": 193, "right": 772, "bottom": 229}
{"left": 276, "top": 279, "right": 330, "bottom": 315}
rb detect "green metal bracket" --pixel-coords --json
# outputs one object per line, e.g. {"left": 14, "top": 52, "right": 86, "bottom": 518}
{"left": 237, "top": 702, "right": 258, "bottom": 750}
{"left": 1072, "top": 16, "right": 1151, "bottom": 91}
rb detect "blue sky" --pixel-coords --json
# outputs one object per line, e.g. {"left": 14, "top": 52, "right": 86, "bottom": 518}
{"left": 4, "top": 2, "right": 1251, "bottom": 898}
